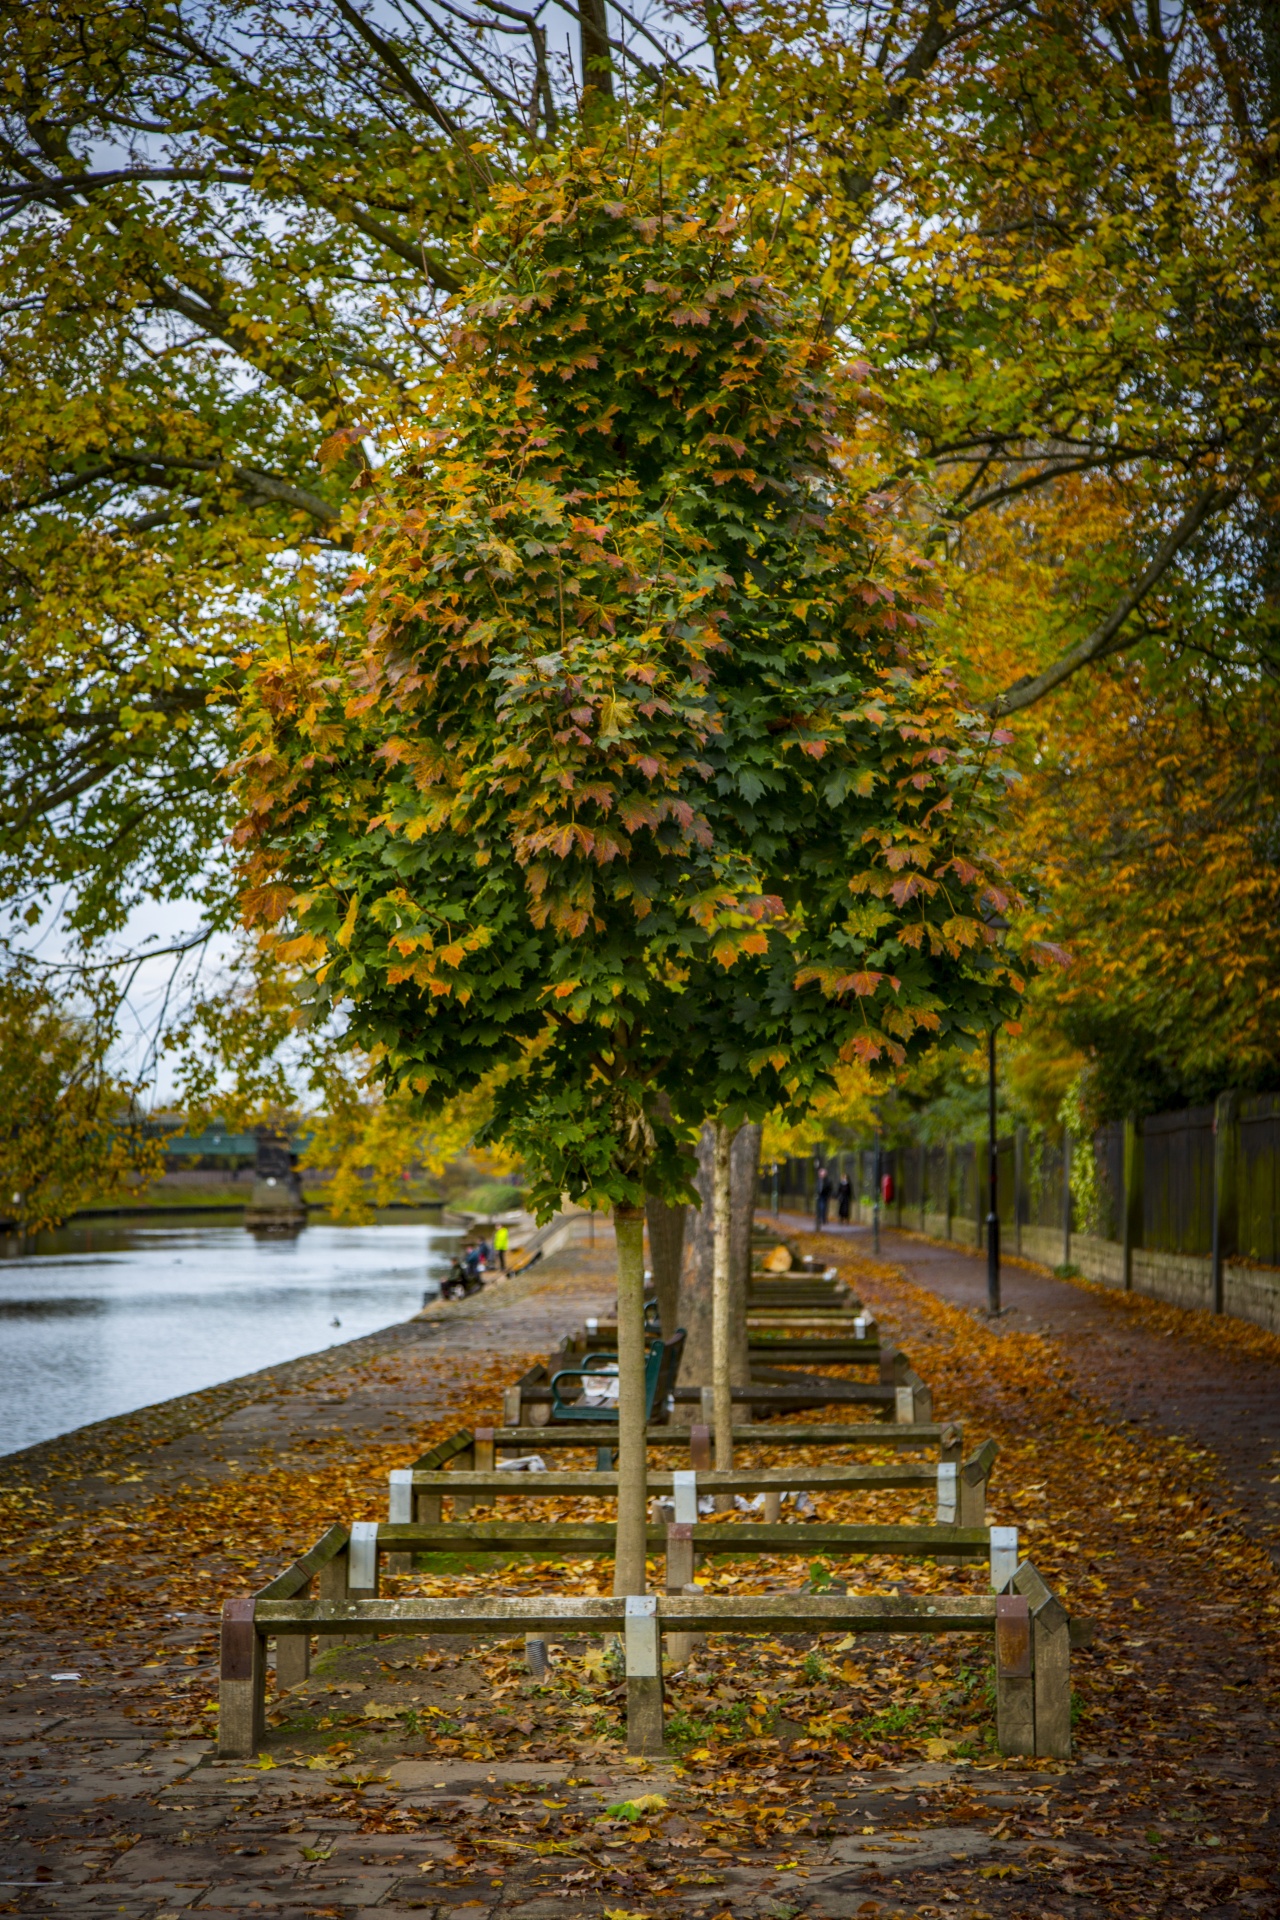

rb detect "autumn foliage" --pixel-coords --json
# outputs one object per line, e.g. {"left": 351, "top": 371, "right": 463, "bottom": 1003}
{"left": 237, "top": 149, "right": 1017, "bottom": 1208}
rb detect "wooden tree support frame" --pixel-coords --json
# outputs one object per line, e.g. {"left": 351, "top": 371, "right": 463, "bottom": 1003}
{"left": 397, "top": 1451, "right": 996, "bottom": 1511}
{"left": 219, "top": 1572, "right": 1072, "bottom": 1763}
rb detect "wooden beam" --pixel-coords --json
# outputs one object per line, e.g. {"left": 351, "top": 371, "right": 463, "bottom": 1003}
{"left": 374, "top": 1519, "right": 993, "bottom": 1558}
{"left": 483, "top": 1421, "right": 959, "bottom": 1450}
{"left": 255, "top": 1523, "right": 350, "bottom": 1601}
{"left": 407, "top": 1464, "right": 956, "bottom": 1495}
{"left": 256, "top": 1591, "right": 1001, "bottom": 1637}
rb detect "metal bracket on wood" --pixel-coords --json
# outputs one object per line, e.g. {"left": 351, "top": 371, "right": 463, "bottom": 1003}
{"left": 349, "top": 1521, "right": 379, "bottom": 1596}
{"left": 624, "top": 1594, "right": 664, "bottom": 1754}
{"left": 989, "top": 1526, "right": 1019, "bottom": 1592}
{"left": 387, "top": 1469, "right": 414, "bottom": 1573}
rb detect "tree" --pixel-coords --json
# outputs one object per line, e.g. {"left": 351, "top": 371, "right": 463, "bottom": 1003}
{"left": 5, "top": 1, "right": 1279, "bottom": 961}
{"left": 236, "top": 145, "right": 1016, "bottom": 1593}
{"left": 0, "top": 970, "right": 163, "bottom": 1231}
{"left": 167, "top": 936, "right": 516, "bottom": 1220}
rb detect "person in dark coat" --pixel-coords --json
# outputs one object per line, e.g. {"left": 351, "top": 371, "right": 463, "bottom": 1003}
{"left": 815, "top": 1165, "right": 833, "bottom": 1228}
{"left": 837, "top": 1173, "right": 852, "bottom": 1224}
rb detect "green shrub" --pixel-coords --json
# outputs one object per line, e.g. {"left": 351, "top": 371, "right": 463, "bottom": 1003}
{"left": 457, "top": 1182, "right": 524, "bottom": 1217}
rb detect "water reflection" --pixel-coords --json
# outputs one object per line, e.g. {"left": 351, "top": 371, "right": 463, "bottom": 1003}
{"left": 0, "top": 1212, "right": 457, "bottom": 1459}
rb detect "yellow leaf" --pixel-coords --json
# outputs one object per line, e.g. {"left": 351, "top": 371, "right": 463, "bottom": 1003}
{"left": 335, "top": 893, "right": 359, "bottom": 950}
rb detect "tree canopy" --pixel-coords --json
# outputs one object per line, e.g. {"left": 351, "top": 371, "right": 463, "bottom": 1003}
{"left": 4, "top": 0, "right": 1277, "bottom": 963}
{"left": 235, "top": 147, "right": 1018, "bottom": 1211}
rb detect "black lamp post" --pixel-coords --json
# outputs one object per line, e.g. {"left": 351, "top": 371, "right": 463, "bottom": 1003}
{"left": 986, "top": 1025, "right": 1000, "bottom": 1315}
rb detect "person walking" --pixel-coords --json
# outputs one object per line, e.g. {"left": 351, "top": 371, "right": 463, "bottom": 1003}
{"left": 837, "top": 1172, "right": 852, "bottom": 1224}
{"left": 815, "top": 1164, "right": 833, "bottom": 1228}
{"left": 493, "top": 1221, "right": 510, "bottom": 1274}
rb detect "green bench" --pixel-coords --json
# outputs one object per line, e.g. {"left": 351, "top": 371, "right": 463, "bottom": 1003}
{"left": 548, "top": 1330, "right": 686, "bottom": 1423}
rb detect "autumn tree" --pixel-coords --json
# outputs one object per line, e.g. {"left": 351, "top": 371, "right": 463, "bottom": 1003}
{"left": 0, "top": 970, "right": 164, "bottom": 1231}
{"left": 5, "top": 0, "right": 1279, "bottom": 967}
{"left": 236, "top": 147, "right": 1016, "bottom": 1591}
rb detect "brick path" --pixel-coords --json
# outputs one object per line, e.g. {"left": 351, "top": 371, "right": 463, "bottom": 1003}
{"left": 3, "top": 1223, "right": 1279, "bottom": 1918}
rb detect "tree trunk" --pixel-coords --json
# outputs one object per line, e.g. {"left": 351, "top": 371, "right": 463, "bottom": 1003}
{"left": 612, "top": 1204, "right": 648, "bottom": 1596}
{"left": 712, "top": 1119, "right": 737, "bottom": 1476}
{"left": 676, "top": 1124, "right": 716, "bottom": 1403}
{"left": 677, "top": 1120, "right": 759, "bottom": 1425}
{"left": 729, "top": 1122, "right": 762, "bottom": 1383}
{"left": 579, "top": 0, "right": 614, "bottom": 100}
{"left": 645, "top": 1195, "right": 686, "bottom": 1340}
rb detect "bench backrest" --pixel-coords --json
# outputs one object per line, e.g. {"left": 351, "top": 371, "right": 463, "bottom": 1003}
{"left": 649, "top": 1329, "right": 685, "bottom": 1420}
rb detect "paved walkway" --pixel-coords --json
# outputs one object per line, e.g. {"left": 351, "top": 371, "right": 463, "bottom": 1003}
{"left": 779, "top": 1215, "right": 1280, "bottom": 1564}
{"left": 3, "top": 1219, "right": 1278, "bottom": 1917}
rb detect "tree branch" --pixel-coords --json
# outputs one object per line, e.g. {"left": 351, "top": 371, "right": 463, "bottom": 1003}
{"left": 0, "top": 167, "right": 253, "bottom": 208}
{"left": 329, "top": 0, "right": 491, "bottom": 180}
{"left": 106, "top": 452, "right": 342, "bottom": 527}
{"left": 987, "top": 486, "right": 1231, "bottom": 716}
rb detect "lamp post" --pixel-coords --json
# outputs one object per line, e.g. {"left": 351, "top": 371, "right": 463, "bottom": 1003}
{"left": 986, "top": 1025, "right": 1000, "bottom": 1316}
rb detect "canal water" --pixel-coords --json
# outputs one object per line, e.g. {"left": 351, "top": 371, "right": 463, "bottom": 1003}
{"left": 0, "top": 1212, "right": 458, "bottom": 1459}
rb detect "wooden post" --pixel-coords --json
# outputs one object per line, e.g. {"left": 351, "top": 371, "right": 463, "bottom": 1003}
{"left": 1014, "top": 1125, "right": 1027, "bottom": 1257}
{"left": 663, "top": 1537, "right": 701, "bottom": 1669}
{"left": 989, "top": 1525, "right": 1019, "bottom": 1592}
{"left": 944, "top": 1142, "right": 953, "bottom": 1242}
{"left": 919, "top": 1145, "right": 927, "bottom": 1232}
{"left": 452, "top": 1440, "right": 476, "bottom": 1519}
{"left": 218, "top": 1597, "right": 265, "bottom": 1758}
{"left": 959, "top": 1439, "right": 997, "bottom": 1526}
{"left": 317, "top": 1541, "right": 349, "bottom": 1646}
{"left": 1212, "top": 1090, "right": 1239, "bottom": 1316}
{"left": 1122, "top": 1114, "right": 1143, "bottom": 1291}
{"left": 1062, "top": 1127, "right": 1072, "bottom": 1268}
{"left": 689, "top": 1423, "right": 712, "bottom": 1472}
{"left": 894, "top": 1372, "right": 932, "bottom": 1424}
{"left": 275, "top": 1580, "right": 311, "bottom": 1689}
{"left": 473, "top": 1428, "right": 496, "bottom": 1511}
{"left": 1013, "top": 1562, "right": 1072, "bottom": 1760}
{"left": 995, "top": 1592, "right": 1034, "bottom": 1757}
{"left": 503, "top": 1384, "right": 523, "bottom": 1426}
{"left": 625, "top": 1595, "right": 664, "bottom": 1753}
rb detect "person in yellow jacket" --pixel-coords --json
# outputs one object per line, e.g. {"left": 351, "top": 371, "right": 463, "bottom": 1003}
{"left": 493, "top": 1222, "right": 510, "bottom": 1273}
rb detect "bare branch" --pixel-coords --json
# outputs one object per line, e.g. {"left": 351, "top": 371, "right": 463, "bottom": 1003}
{"left": 988, "top": 486, "right": 1231, "bottom": 717}
{"left": 0, "top": 167, "right": 253, "bottom": 209}
{"left": 329, "top": 0, "right": 492, "bottom": 180}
